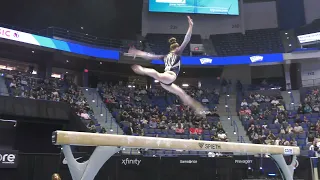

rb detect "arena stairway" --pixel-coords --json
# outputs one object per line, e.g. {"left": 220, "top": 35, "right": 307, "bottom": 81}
{"left": 216, "top": 94, "right": 237, "bottom": 116}
{"left": 222, "top": 93, "right": 251, "bottom": 147}
{"left": 281, "top": 91, "right": 294, "bottom": 110}
{"left": 201, "top": 38, "right": 217, "bottom": 56}
{"left": 81, "top": 88, "right": 123, "bottom": 135}
{"left": 81, "top": 88, "right": 140, "bottom": 155}
{"left": 291, "top": 90, "right": 301, "bottom": 108}
{"left": 0, "top": 76, "right": 9, "bottom": 96}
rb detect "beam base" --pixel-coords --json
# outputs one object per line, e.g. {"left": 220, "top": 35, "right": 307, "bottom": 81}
{"left": 62, "top": 145, "right": 120, "bottom": 180}
{"left": 270, "top": 154, "right": 297, "bottom": 180}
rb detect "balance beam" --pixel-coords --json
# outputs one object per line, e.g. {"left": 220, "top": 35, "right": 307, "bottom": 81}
{"left": 52, "top": 130, "right": 300, "bottom": 155}
{"left": 52, "top": 130, "right": 300, "bottom": 180}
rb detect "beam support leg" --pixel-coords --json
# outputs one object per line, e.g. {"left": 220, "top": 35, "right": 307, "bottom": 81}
{"left": 270, "top": 154, "right": 297, "bottom": 180}
{"left": 62, "top": 145, "right": 120, "bottom": 180}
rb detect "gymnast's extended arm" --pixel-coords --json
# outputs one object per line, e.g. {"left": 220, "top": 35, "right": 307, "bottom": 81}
{"left": 128, "top": 47, "right": 164, "bottom": 60}
{"left": 175, "top": 16, "right": 193, "bottom": 54}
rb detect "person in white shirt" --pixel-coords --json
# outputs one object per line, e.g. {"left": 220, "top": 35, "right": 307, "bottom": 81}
{"left": 271, "top": 99, "right": 279, "bottom": 105}
{"left": 241, "top": 99, "right": 248, "bottom": 107}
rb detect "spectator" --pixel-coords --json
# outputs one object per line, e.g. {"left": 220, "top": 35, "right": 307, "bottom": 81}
{"left": 293, "top": 123, "right": 303, "bottom": 134}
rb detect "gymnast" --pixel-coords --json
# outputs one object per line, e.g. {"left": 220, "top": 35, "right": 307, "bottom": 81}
{"left": 128, "top": 16, "right": 207, "bottom": 116}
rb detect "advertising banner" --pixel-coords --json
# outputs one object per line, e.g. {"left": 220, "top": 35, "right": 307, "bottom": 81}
{"left": 119, "top": 156, "right": 146, "bottom": 169}
{"left": 0, "top": 27, "right": 119, "bottom": 60}
{"left": 152, "top": 53, "right": 284, "bottom": 66}
{"left": 149, "top": 0, "right": 239, "bottom": 15}
{"left": 0, "top": 150, "right": 19, "bottom": 168}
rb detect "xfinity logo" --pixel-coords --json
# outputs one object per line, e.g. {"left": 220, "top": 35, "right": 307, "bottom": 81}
{"left": 180, "top": 160, "right": 197, "bottom": 164}
{"left": 200, "top": 58, "right": 212, "bottom": 65}
{"left": 121, "top": 158, "right": 141, "bottom": 166}
{"left": 0, "top": 154, "right": 15, "bottom": 164}
{"left": 235, "top": 160, "right": 253, "bottom": 164}
{"left": 250, "top": 56, "right": 263, "bottom": 63}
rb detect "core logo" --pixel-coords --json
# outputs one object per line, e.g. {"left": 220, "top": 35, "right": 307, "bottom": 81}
{"left": 0, "top": 154, "right": 16, "bottom": 164}
{"left": 121, "top": 158, "right": 141, "bottom": 166}
{"left": 250, "top": 56, "right": 263, "bottom": 63}
{"left": 284, "top": 148, "right": 293, "bottom": 155}
{"left": 200, "top": 58, "right": 212, "bottom": 65}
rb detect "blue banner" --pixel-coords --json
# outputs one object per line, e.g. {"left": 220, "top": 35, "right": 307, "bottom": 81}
{"left": 152, "top": 53, "right": 284, "bottom": 66}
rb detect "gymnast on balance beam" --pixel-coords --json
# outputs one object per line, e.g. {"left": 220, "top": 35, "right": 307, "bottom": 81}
{"left": 128, "top": 16, "right": 207, "bottom": 116}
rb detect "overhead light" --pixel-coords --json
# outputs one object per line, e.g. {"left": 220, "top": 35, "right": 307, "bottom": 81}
{"left": 81, "top": 27, "right": 84, "bottom": 29}
{"left": 100, "top": 62, "right": 102, "bottom": 64}
{"left": 85, "top": 89, "right": 88, "bottom": 91}
{"left": 31, "top": 51, "right": 34, "bottom": 53}
{"left": 288, "top": 91, "right": 291, "bottom": 94}
{"left": 66, "top": 60, "right": 69, "bottom": 63}
{"left": 154, "top": 80, "right": 159, "bottom": 83}
{"left": 66, "top": 72, "right": 68, "bottom": 74}
{"left": 183, "top": 72, "right": 186, "bottom": 74}
{"left": 182, "top": 84, "right": 189, "bottom": 87}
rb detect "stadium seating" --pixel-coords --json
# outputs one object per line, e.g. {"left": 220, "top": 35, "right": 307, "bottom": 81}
{"left": 2, "top": 70, "right": 102, "bottom": 133}
{"left": 211, "top": 28, "right": 284, "bottom": 56}
{"left": 237, "top": 88, "right": 311, "bottom": 152}
{"left": 98, "top": 82, "right": 225, "bottom": 156}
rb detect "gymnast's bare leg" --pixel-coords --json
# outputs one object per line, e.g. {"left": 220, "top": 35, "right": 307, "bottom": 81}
{"left": 128, "top": 16, "right": 206, "bottom": 115}
{"left": 131, "top": 65, "right": 206, "bottom": 115}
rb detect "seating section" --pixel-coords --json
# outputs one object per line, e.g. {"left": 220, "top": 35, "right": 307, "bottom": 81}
{"left": 211, "top": 28, "right": 284, "bottom": 56}
{"left": 238, "top": 89, "right": 311, "bottom": 152}
{"left": 3, "top": 70, "right": 103, "bottom": 133}
{"left": 99, "top": 82, "right": 227, "bottom": 156}
{"left": 145, "top": 34, "right": 202, "bottom": 56}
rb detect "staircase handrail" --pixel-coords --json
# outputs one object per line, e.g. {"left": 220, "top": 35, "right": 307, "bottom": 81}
{"left": 240, "top": 136, "right": 246, "bottom": 143}
{"left": 232, "top": 119, "right": 239, "bottom": 141}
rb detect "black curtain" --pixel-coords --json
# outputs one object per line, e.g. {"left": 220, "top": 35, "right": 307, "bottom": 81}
{"left": 14, "top": 122, "right": 62, "bottom": 153}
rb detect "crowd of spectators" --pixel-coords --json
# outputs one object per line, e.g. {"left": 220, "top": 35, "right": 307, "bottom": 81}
{"left": 98, "top": 81, "right": 228, "bottom": 142}
{"left": 299, "top": 87, "right": 320, "bottom": 156}
{"left": 2, "top": 70, "right": 101, "bottom": 133}
{"left": 239, "top": 91, "right": 300, "bottom": 146}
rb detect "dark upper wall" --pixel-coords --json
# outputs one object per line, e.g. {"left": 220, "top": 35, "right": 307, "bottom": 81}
{"left": 0, "top": 0, "right": 143, "bottom": 39}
